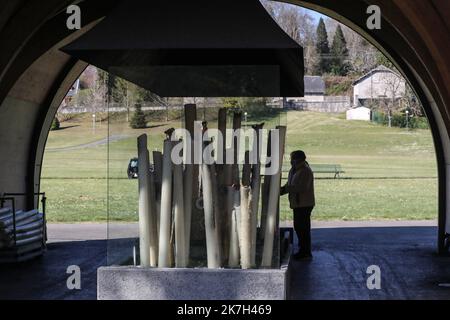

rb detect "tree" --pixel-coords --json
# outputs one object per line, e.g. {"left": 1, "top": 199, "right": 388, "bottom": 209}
{"left": 130, "top": 103, "right": 147, "bottom": 129}
{"left": 376, "top": 51, "right": 394, "bottom": 69}
{"left": 402, "top": 83, "right": 423, "bottom": 117}
{"left": 330, "top": 25, "right": 350, "bottom": 75}
{"left": 81, "top": 69, "right": 107, "bottom": 112}
{"left": 222, "top": 98, "right": 240, "bottom": 109}
{"left": 379, "top": 71, "right": 405, "bottom": 127}
{"left": 110, "top": 76, "right": 129, "bottom": 104}
{"left": 261, "top": 1, "right": 315, "bottom": 46}
{"left": 260, "top": 1, "right": 316, "bottom": 74}
{"left": 304, "top": 44, "right": 319, "bottom": 75}
{"left": 314, "top": 18, "right": 331, "bottom": 74}
{"left": 351, "top": 37, "right": 378, "bottom": 74}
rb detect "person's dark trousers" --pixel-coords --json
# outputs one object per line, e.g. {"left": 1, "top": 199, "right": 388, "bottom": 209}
{"left": 293, "top": 206, "right": 314, "bottom": 254}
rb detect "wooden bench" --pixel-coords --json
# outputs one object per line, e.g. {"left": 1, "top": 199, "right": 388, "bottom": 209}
{"left": 310, "top": 164, "right": 345, "bottom": 178}
{"left": 281, "top": 164, "right": 345, "bottom": 179}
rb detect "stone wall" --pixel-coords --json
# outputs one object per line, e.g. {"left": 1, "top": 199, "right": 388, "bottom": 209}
{"left": 290, "top": 96, "right": 351, "bottom": 113}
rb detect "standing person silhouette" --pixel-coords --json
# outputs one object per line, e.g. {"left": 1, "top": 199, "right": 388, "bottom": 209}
{"left": 281, "top": 150, "right": 315, "bottom": 260}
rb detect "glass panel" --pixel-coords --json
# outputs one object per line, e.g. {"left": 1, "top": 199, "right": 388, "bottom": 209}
{"left": 106, "top": 76, "right": 287, "bottom": 269}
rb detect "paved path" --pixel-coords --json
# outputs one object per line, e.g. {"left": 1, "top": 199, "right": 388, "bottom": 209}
{"left": 46, "top": 134, "right": 129, "bottom": 152}
{"left": 0, "top": 221, "right": 449, "bottom": 300}
{"left": 47, "top": 220, "right": 438, "bottom": 241}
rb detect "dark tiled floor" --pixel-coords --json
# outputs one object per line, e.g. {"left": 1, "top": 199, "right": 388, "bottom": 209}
{"left": 289, "top": 227, "right": 450, "bottom": 299}
{"left": 1, "top": 227, "right": 449, "bottom": 300}
{"left": 0, "top": 240, "right": 106, "bottom": 300}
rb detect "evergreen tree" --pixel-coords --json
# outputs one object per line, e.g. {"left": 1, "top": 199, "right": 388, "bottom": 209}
{"left": 330, "top": 25, "right": 350, "bottom": 75}
{"left": 111, "top": 76, "right": 129, "bottom": 103}
{"left": 130, "top": 103, "right": 147, "bottom": 129}
{"left": 314, "top": 18, "right": 330, "bottom": 74}
{"left": 222, "top": 98, "right": 240, "bottom": 109}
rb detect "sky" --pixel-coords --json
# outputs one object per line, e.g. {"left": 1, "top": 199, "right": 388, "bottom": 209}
{"left": 261, "top": 0, "right": 328, "bottom": 24}
{"left": 307, "top": 9, "right": 327, "bottom": 23}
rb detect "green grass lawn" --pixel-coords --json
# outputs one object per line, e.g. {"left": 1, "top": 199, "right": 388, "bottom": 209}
{"left": 41, "top": 110, "right": 438, "bottom": 222}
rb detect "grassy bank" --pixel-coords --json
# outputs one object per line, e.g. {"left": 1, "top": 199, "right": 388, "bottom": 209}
{"left": 41, "top": 110, "right": 438, "bottom": 222}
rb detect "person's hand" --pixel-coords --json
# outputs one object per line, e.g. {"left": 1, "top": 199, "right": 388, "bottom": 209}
{"left": 231, "top": 183, "right": 240, "bottom": 191}
{"left": 280, "top": 186, "right": 287, "bottom": 195}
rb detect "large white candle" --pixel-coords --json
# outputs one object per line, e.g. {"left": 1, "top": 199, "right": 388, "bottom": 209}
{"left": 201, "top": 162, "right": 221, "bottom": 268}
{"left": 158, "top": 139, "right": 173, "bottom": 267}
{"left": 173, "top": 140, "right": 187, "bottom": 267}
{"left": 137, "top": 134, "right": 151, "bottom": 267}
{"left": 239, "top": 185, "right": 252, "bottom": 269}
{"left": 228, "top": 186, "right": 240, "bottom": 268}
{"left": 261, "top": 126, "right": 286, "bottom": 268}
{"left": 147, "top": 168, "right": 159, "bottom": 267}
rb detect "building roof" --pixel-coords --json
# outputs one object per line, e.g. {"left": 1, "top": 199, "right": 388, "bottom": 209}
{"left": 352, "top": 65, "right": 399, "bottom": 86}
{"left": 304, "top": 76, "right": 325, "bottom": 94}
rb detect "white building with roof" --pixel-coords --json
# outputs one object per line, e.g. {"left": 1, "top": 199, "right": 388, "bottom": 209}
{"left": 270, "top": 76, "right": 326, "bottom": 107}
{"left": 352, "top": 65, "right": 406, "bottom": 107}
{"left": 287, "top": 75, "right": 325, "bottom": 103}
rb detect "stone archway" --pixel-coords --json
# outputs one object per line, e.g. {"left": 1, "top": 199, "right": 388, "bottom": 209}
{"left": 0, "top": 0, "right": 448, "bottom": 253}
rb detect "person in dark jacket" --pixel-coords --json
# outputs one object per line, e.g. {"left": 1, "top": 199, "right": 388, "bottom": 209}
{"left": 281, "top": 150, "right": 315, "bottom": 260}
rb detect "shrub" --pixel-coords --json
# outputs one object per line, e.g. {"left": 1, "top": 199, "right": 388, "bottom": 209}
{"left": 373, "top": 111, "right": 429, "bottom": 129}
{"left": 409, "top": 116, "right": 429, "bottom": 129}
{"left": 371, "top": 111, "right": 386, "bottom": 125}
{"left": 51, "top": 117, "right": 60, "bottom": 131}
{"left": 324, "top": 76, "right": 354, "bottom": 96}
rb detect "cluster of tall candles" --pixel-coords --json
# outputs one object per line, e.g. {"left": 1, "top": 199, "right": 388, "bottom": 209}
{"left": 137, "top": 104, "right": 286, "bottom": 269}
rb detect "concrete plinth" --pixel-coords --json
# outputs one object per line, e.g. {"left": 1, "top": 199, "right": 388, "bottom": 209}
{"left": 97, "top": 263, "right": 291, "bottom": 300}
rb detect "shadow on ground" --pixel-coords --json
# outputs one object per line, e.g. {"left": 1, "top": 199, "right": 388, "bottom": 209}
{"left": 0, "top": 227, "right": 449, "bottom": 300}
{"left": 289, "top": 226, "right": 450, "bottom": 300}
{"left": 0, "top": 240, "right": 106, "bottom": 300}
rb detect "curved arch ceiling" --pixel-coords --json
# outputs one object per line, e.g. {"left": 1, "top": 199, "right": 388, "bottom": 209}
{"left": 0, "top": 0, "right": 448, "bottom": 252}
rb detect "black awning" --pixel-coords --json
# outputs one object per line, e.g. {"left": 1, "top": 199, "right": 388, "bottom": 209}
{"left": 62, "top": 0, "right": 304, "bottom": 97}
